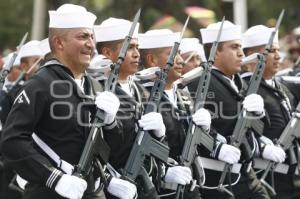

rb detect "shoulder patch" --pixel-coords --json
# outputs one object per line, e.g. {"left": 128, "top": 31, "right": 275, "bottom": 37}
{"left": 14, "top": 90, "right": 30, "bottom": 105}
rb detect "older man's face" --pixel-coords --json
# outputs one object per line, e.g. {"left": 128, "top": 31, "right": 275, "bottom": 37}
{"left": 60, "top": 28, "right": 95, "bottom": 71}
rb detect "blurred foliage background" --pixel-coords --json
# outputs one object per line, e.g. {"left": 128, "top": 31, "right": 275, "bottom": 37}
{"left": 0, "top": 0, "right": 299, "bottom": 53}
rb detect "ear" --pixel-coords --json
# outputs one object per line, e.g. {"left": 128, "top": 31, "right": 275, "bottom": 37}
{"left": 53, "top": 36, "right": 64, "bottom": 50}
{"left": 101, "top": 47, "right": 113, "bottom": 59}
{"left": 146, "top": 54, "right": 157, "bottom": 67}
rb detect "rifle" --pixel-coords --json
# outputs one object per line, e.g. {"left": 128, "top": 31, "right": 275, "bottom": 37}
{"left": 121, "top": 16, "right": 190, "bottom": 194}
{"left": 73, "top": 9, "right": 141, "bottom": 188}
{"left": 260, "top": 101, "right": 300, "bottom": 196}
{"left": 217, "top": 10, "right": 285, "bottom": 197}
{"left": 175, "top": 17, "right": 225, "bottom": 199}
{"left": 0, "top": 32, "right": 28, "bottom": 90}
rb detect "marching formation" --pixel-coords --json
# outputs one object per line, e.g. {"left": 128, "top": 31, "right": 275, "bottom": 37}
{"left": 0, "top": 3, "right": 300, "bottom": 199}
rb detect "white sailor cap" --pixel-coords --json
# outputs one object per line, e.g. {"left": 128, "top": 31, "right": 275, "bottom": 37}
{"left": 3, "top": 52, "right": 20, "bottom": 67}
{"left": 15, "top": 40, "right": 43, "bottom": 64}
{"left": 94, "top": 17, "right": 139, "bottom": 42}
{"left": 293, "top": 26, "right": 300, "bottom": 36}
{"left": 39, "top": 38, "right": 51, "bottom": 56}
{"left": 200, "top": 20, "right": 241, "bottom": 44}
{"left": 242, "top": 25, "right": 278, "bottom": 48}
{"left": 49, "top": 4, "right": 96, "bottom": 29}
{"left": 138, "top": 29, "right": 180, "bottom": 49}
{"left": 179, "top": 38, "right": 207, "bottom": 61}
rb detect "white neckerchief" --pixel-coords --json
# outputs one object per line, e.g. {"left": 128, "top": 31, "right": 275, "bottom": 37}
{"left": 165, "top": 84, "right": 178, "bottom": 108}
{"left": 119, "top": 76, "right": 134, "bottom": 97}
{"left": 265, "top": 79, "right": 275, "bottom": 88}
{"left": 223, "top": 75, "right": 239, "bottom": 93}
{"left": 212, "top": 66, "right": 239, "bottom": 93}
{"left": 74, "top": 77, "right": 85, "bottom": 94}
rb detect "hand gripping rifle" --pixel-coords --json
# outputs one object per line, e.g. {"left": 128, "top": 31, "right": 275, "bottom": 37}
{"left": 175, "top": 17, "right": 225, "bottom": 199}
{"left": 259, "top": 102, "right": 300, "bottom": 196}
{"left": 121, "top": 16, "right": 190, "bottom": 194}
{"left": 0, "top": 32, "right": 28, "bottom": 90}
{"left": 73, "top": 9, "right": 141, "bottom": 188}
{"left": 217, "top": 10, "right": 285, "bottom": 197}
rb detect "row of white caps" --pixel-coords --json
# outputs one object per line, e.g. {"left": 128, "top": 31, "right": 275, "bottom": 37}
{"left": 48, "top": 4, "right": 278, "bottom": 51}
{"left": 48, "top": 4, "right": 179, "bottom": 49}
{"left": 200, "top": 20, "right": 278, "bottom": 48}
{"left": 93, "top": 18, "right": 207, "bottom": 59}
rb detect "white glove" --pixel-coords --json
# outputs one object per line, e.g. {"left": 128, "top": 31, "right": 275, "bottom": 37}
{"left": 192, "top": 108, "right": 211, "bottom": 131}
{"left": 55, "top": 174, "right": 87, "bottom": 199}
{"left": 294, "top": 112, "right": 300, "bottom": 119}
{"left": 107, "top": 177, "right": 137, "bottom": 199}
{"left": 217, "top": 144, "right": 241, "bottom": 164}
{"left": 95, "top": 91, "right": 120, "bottom": 124}
{"left": 243, "top": 94, "right": 264, "bottom": 115}
{"left": 138, "top": 112, "right": 166, "bottom": 138}
{"left": 262, "top": 145, "right": 286, "bottom": 163}
{"left": 164, "top": 166, "right": 192, "bottom": 185}
{"left": 216, "top": 133, "right": 227, "bottom": 144}
{"left": 259, "top": 136, "right": 274, "bottom": 146}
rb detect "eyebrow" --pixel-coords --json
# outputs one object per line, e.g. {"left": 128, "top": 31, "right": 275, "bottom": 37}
{"left": 231, "top": 43, "right": 241, "bottom": 48}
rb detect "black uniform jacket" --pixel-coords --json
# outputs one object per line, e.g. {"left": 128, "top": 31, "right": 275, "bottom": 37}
{"left": 188, "top": 69, "right": 245, "bottom": 138}
{"left": 141, "top": 80, "right": 190, "bottom": 161}
{"left": 104, "top": 81, "right": 149, "bottom": 170}
{"left": 0, "top": 59, "right": 120, "bottom": 189}
{"left": 242, "top": 74, "right": 300, "bottom": 196}
{"left": 0, "top": 83, "right": 23, "bottom": 125}
{"left": 243, "top": 75, "right": 296, "bottom": 140}
{"left": 277, "top": 76, "right": 300, "bottom": 105}
{"left": 187, "top": 69, "right": 272, "bottom": 199}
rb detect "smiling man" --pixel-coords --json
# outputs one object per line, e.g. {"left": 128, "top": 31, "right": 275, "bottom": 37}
{"left": 0, "top": 4, "right": 123, "bottom": 199}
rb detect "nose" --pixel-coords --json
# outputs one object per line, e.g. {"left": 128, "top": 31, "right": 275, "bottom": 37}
{"left": 237, "top": 47, "right": 244, "bottom": 58}
{"left": 133, "top": 47, "right": 140, "bottom": 59}
{"left": 274, "top": 50, "right": 280, "bottom": 60}
{"left": 86, "top": 35, "right": 95, "bottom": 50}
{"left": 175, "top": 54, "right": 184, "bottom": 67}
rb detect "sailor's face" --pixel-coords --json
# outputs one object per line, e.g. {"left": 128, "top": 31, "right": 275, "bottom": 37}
{"left": 120, "top": 38, "right": 140, "bottom": 76}
{"left": 22, "top": 56, "right": 41, "bottom": 73}
{"left": 265, "top": 43, "right": 281, "bottom": 77}
{"left": 154, "top": 47, "right": 183, "bottom": 82}
{"left": 215, "top": 40, "right": 244, "bottom": 77}
{"left": 62, "top": 28, "right": 95, "bottom": 70}
{"left": 181, "top": 52, "right": 201, "bottom": 75}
